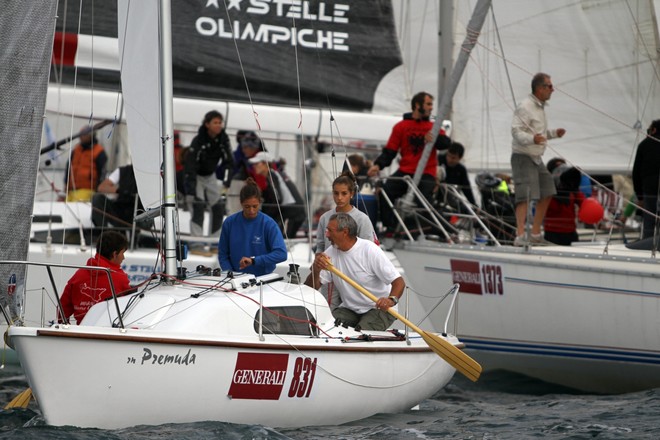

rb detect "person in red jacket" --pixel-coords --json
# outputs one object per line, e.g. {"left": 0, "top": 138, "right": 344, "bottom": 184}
{"left": 58, "top": 230, "right": 132, "bottom": 324}
{"left": 544, "top": 163, "right": 585, "bottom": 246}
{"left": 367, "top": 91, "right": 450, "bottom": 232}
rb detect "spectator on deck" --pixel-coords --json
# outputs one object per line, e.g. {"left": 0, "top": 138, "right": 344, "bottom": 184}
{"left": 437, "top": 142, "right": 476, "bottom": 209}
{"left": 64, "top": 125, "right": 108, "bottom": 202}
{"left": 367, "top": 91, "right": 450, "bottom": 233}
{"left": 184, "top": 110, "right": 233, "bottom": 239}
{"left": 510, "top": 73, "right": 566, "bottom": 246}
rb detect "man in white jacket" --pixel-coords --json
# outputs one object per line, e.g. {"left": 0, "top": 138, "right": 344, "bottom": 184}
{"left": 511, "top": 72, "right": 566, "bottom": 246}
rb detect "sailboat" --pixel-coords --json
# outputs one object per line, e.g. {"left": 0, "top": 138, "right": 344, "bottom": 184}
{"left": 3, "top": 0, "right": 481, "bottom": 429}
{"left": 382, "top": 1, "right": 660, "bottom": 394}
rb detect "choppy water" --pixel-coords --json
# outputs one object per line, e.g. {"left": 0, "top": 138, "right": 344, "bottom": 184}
{"left": 1, "top": 364, "right": 658, "bottom": 439}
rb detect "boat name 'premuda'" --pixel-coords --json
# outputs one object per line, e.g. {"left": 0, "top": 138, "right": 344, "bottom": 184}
{"left": 128, "top": 348, "right": 197, "bottom": 366}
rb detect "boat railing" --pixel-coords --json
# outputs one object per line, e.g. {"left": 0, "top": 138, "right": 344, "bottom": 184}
{"left": 405, "top": 282, "right": 461, "bottom": 336}
{"left": 0, "top": 260, "right": 125, "bottom": 329}
{"left": 377, "top": 175, "right": 507, "bottom": 245}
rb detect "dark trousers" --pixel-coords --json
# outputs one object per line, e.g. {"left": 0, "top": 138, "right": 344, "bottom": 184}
{"left": 641, "top": 195, "right": 659, "bottom": 239}
{"left": 92, "top": 193, "right": 134, "bottom": 228}
{"left": 378, "top": 171, "right": 436, "bottom": 230}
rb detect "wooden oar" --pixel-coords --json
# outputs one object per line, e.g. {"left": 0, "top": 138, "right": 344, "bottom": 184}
{"left": 326, "top": 263, "right": 482, "bottom": 382}
{"left": 4, "top": 388, "right": 32, "bottom": 409}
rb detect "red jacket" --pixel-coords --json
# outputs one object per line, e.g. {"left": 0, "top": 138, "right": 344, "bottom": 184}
{"left": 544, "top": 192, "right": 585, "bottom": 233}
{"left": 59, "top": 254, "right": 131, "bottom": 324}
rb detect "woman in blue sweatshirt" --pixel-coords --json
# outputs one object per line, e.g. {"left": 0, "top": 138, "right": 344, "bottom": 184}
{"left": 218, "top": 178, "right": 287, "bottom": 276}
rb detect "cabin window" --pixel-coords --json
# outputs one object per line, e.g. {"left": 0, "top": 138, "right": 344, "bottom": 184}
{"left": 253, "top": 307, "right": 318, "bottom": 336}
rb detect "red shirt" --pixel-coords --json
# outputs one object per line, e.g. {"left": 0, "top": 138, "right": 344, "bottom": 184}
{"left": 59, "top": 254, "right": 131, "bottom": 324}
{"left": 385, "top": 117, "right": 438, "bottom": 176}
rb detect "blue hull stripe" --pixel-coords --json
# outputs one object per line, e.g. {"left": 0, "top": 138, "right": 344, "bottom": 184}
{"left": 462, "top": 337, "right": 660, "bottom": 365}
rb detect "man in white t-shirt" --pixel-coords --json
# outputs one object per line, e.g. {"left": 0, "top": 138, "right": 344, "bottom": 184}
{"left": 305, "top": 213, "right": 404, "bottom": 331}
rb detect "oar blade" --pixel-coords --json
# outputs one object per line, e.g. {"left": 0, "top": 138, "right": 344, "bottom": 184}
{"left": 4, "top": 388, "right": 32, "bottom": 409}
{"left": 420, "top": 331, "right": 482, "bottom": 382}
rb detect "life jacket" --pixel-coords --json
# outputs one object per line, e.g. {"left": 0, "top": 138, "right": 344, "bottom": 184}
{"left": 69, "top": 144, "right": 104, "bottom": 191}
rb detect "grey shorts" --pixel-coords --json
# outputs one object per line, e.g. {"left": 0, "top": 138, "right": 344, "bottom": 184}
{"left": 511, "top": 153, "right": 556, "bottom": 203}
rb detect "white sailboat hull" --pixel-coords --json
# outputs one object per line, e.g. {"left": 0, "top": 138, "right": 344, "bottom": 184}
{"left": 11, "top": 328, "right": 453, "bottom": 429}
{"left": 8, "top": 276, "right": 457, "bottom": 429}
{"left": 393, "top": 241, "right": 660, "bottom": 393}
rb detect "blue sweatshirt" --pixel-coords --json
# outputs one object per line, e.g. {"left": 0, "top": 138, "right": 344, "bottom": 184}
{"left": 218, "top": 211, "right": 287, "bottom": 276}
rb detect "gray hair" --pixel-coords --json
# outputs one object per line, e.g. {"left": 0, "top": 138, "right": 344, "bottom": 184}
{"left": 329, "top": 213, "right": 358, "bottom": 238}
{"left": 531, "top": 72, "right": 550, "bottom": 93}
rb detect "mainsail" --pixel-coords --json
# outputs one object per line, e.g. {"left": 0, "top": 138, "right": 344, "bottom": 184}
{"left": 0, "top": 1, "right": 59, "bottom": 323}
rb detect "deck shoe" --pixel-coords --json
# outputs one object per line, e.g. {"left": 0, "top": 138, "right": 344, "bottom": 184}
{"left": 513, "top": 235, "right": 527, "bottom": 247}
{"left": 530, "top": 233, "right": 544, "bottom": 244}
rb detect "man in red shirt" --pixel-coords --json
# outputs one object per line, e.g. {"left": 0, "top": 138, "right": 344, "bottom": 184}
{"left": 368, "top": 91, "right": 449, "bottom": 232}
{"left": 59, "top": 230, "right": 132, "bottom": 324}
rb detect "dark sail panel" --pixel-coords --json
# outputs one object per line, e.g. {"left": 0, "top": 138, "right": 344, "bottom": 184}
{"left": 52, "top": 0, "right": 402, "bottom": 111}
{"left": 0, "top": 0, "right": 60, "bottom": 324}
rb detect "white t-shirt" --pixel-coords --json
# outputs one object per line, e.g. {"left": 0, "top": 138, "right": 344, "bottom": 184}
{"left": 319, "top": 238, "right": 400, "bottom": 314}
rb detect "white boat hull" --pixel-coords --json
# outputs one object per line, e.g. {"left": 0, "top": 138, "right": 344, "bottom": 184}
{"left": 8, "top": 276, "right": 458, "bottom": 428}
{"left": 11, "top": 326, "right": 453, "bottom": 428}
{"left": 393, "top": 241, "right": 660, "bottom": 393}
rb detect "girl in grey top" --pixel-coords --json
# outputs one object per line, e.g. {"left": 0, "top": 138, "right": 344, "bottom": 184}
{"left": 316, "top": 172, "right": 376, "bottom": 253}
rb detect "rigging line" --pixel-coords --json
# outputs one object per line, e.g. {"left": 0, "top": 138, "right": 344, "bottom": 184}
{"left": 490, "top": 6, "right": 516, "bottom": 107}
{"left": 217, "top": 2, "right": 311, "bottom": 293}
{"left": 221, "top": 0, "right": 260, "bottom": 130}
{"left": 471, "top": 39, "right": 652, "bottom": 141}
{"left": 410, "top": 0, "right": 431, "bottom": 90}
{"left": 316, "top": 348, "right": 440, "bottom": 390}
{"left": 114, "top": 0, "right": 132, "bottom": 124}
{"left": 274, "top": 9, "right": 316, "bottom": 256}
{"left": 398, "top": 1, "right": 412, "bottom": 98}
{"left": 625, "top": 0, "right": 660, "bottom": 83}
{"left": 217, "top": 1, "right": 315, "bottom": 308}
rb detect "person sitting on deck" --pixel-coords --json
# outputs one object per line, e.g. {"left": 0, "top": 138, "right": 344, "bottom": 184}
{"left": 58, "top": 230, "right": 132, "bottom": 324}
{"left": 305, "top": 213, "right": 404, "bottom": 331}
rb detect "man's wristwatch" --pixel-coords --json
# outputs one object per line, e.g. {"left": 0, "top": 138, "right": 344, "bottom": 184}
{"left": 250, "top": 256, "right": 256, "bottom": 266}
{"left": 388, "top": 296, "right": 399, "bottom": 305}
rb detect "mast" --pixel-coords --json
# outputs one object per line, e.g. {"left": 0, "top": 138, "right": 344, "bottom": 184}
{"left": 437, "top": 1, "right": 454, "bottom": 101}
{"left": 410, "top": 0, "right": 491, "bottom": 188}
{"left": 159, "top": 0, "right": 177, "bottom": 277}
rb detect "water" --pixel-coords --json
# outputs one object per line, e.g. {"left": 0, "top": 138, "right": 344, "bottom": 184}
{"left": 2, "top": 365, "right": 659, "bottom": 439}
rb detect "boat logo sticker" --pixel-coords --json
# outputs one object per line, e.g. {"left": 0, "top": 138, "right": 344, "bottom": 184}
{"left": 228, "top": 352, "right": 289, "bottom": 400}
{"left": 450, "top": 259, "right": 504, "bottom": 295}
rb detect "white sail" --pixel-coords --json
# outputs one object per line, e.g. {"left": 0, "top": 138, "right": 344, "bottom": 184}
{"left": 450, "top": 0, "right": 660, "bottom": 174}
{"left": 117, "top": 0, "right": 163, "bottom": 210}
